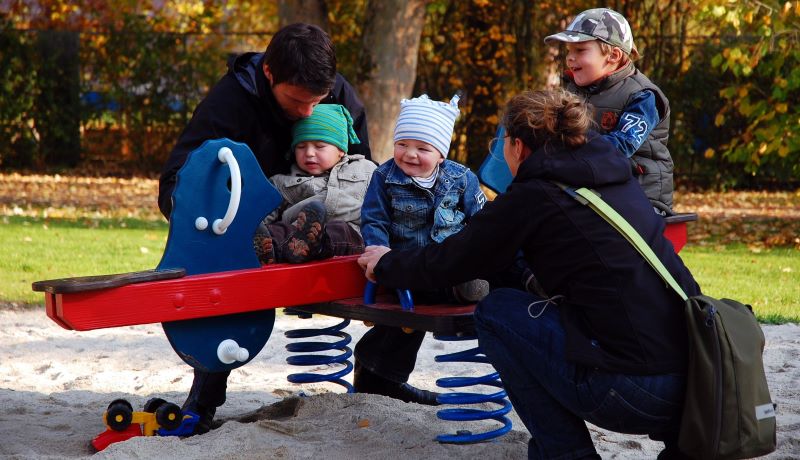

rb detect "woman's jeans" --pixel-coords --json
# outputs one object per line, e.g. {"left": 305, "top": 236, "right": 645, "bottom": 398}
{"left": 474, "top": 288, "right": 685, "bottom": 460}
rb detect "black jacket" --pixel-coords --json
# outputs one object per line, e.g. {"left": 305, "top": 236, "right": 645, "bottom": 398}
{"left": 158, "top": 52, "right": 371, "bottom": 218}
{"left": 374, "top": 134, "right": 700, "bottom": 375}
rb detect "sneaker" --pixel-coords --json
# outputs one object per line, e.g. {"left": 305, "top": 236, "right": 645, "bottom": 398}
{"left": 353, "top": 361, "right": 440, "bottom": 406}
{"left": 452, "top": 279, "right": 490, "bottom": 303}
{"left": 282, "top": 201, "right": 327, "bottom": 264}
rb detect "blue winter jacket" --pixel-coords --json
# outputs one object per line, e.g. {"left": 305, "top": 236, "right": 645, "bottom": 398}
{"left": 360, "top": 159, "right": 486, "bottom": 251}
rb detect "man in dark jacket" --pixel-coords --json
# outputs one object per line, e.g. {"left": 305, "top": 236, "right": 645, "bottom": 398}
{"left": 158, "top": 23, "right": 370, "bottom": 218}
{"left": 158, "top": 23, "right": 373, "bottom": 435}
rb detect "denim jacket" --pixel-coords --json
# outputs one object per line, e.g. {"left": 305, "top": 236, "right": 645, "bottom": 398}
{"left": 360, "top": 159, "right": 486, "bottom": 250}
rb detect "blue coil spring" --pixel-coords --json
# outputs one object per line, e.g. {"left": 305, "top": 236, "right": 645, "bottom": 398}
{"left": 284, "top": 309, "right": 354, "bottom": 393}
{"left": 434, "top": 334, "right": 513, "bottom": 443}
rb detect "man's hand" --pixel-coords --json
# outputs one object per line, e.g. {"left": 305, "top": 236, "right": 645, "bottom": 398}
{"left": 358, "top": 245, "right": 391, "bottom": 282}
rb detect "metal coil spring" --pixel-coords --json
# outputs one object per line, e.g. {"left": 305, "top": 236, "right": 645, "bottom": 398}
{"left": 284, "top": 309, "right": 354, "bottom": 393}
{"left": 433, "top": 334, "right": 513, "bottom": 443}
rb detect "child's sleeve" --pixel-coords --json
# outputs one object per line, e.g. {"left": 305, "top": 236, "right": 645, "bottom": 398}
{"left": 604, "top": 90, "right": 661, "bottom": 158}
{"left": 462, "top": 171, "right": 487, "bottom": 218}
{"left": 359, "top": 170, "right": 392, "bottom": 247}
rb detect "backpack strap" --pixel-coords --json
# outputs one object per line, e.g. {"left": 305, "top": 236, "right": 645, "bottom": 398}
{"left": 552, "top": 181, "right": 689, "bottom": 301}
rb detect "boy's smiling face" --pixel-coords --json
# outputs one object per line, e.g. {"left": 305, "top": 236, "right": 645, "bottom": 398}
{"left": 393, "top": 139, "right": 444, "bottom": 178}
{"left": 565, "top": 41, "right": 622, "bottom": 87}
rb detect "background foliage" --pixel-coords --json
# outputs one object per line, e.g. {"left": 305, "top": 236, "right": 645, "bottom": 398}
{"left": 0, "top": 0, "right": 798, "bottom": 189}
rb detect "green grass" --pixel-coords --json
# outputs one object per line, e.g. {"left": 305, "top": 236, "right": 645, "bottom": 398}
{"left": 2, "top": 216, "right": 798, "bottom": 324}
{"left": 1, "top": 216, "right": 167, "bottom": 304}
{"left": 679, "top": 245, "right": 800, "bottom": 324}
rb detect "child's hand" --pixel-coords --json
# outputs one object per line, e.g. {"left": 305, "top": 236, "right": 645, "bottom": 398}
{"left": 358, "top": 245, "right": 392, "bottom": 282}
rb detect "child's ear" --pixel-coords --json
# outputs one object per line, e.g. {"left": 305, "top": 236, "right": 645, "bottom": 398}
{"left": 608, "top": 48, "right": 624, "bottom": 65}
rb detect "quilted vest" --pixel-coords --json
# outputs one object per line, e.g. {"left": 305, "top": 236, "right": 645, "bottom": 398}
{"left": 566, "top": 63, "right": 674, "bottom": 210}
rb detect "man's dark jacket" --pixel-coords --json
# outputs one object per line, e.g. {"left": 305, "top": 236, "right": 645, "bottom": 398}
{"left": 158, "top": 52, "right": 371, "bottom": 218}
{"left": 374, "top": 134, "right": 700, "bottom": 375}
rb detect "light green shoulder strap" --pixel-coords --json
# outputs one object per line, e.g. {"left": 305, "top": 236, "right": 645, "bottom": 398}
{"left": 555, "top": 182, "right": 689, "bottom": 301}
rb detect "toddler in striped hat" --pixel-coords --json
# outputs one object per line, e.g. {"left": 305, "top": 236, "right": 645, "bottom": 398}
{"left": 253, "top": 103, "right": 377, "bottom": 264}
{"left": 360, "top": 93, "right": 489, "bottom": 304}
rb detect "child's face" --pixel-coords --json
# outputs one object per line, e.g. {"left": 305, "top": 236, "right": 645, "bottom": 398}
{"left": 294, "top": 141, "right": 345, "bottom": 175}
{"left": 565, "top": 41, "right": 620, "bottom": 87}
{"left": 393, "top": 139, "right": 444, "bottom": 178}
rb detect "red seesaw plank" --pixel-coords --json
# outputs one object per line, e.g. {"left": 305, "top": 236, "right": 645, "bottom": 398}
{"left": 51, "top": 256, "right": 365, "bottom": 331}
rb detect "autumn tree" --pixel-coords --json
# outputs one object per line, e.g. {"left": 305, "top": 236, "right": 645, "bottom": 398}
{"left": 702, "top": 0, "right": 800, "bottom": 185}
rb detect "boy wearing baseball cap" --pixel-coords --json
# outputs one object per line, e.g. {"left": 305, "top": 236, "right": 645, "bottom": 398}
{"left": 545, "top": 8, "right": 675, "bottom": 214}
{"left": 353, "top": 94, "right": 488, "bottom": 405}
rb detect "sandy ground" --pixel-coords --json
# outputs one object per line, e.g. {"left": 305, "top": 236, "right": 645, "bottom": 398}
{"left": 0, "top": 309, "right": 797, "bottom": 459}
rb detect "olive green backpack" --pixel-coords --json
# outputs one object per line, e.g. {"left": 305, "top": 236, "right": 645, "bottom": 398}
{"left": 561, "top": 184, "right": 777, "bottom": 459}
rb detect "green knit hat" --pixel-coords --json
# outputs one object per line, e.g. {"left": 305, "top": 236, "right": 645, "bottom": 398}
{"left": 291, "top": 104, "right": 361, "bottom": 153}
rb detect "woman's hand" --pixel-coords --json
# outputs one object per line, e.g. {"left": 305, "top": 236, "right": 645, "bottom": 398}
{"left": 358, "top": 245, "right": 391, "bottom": 282}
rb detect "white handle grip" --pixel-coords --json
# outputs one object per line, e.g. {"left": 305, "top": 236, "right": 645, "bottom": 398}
{"left": 212, "top": 147, "right": 241, "bottom": 235}
{"left": 217, "top": 339, "right": 250, "bottom": 364}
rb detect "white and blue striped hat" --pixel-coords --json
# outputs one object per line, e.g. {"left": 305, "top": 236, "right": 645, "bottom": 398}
{"left": 393, "top": 94, "right": 461, "bottom": 158}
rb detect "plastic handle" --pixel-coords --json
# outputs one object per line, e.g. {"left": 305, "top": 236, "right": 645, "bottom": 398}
{"left": 212, "top": 147, "right": 241, "bottom": 235}
{"left": 363, "top": 281, "right": 414, "bottom": 311}
{"left": 217, "top": 339, "right": 249, "bottom": 364}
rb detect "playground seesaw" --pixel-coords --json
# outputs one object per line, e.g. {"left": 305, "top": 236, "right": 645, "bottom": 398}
{"left": 31, "top": 138, "right": 696, "bottom": 446}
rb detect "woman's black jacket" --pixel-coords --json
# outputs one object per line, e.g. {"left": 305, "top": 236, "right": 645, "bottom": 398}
{"left": 374, "top": 134, "right": 700, "bottom": 375}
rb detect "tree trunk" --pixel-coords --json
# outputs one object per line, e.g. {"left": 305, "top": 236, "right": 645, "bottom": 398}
{"left": 356, "top": 0, "right": 428, "bottom": 163}
{"left": 277, "top": 0, "right": 330, "bottom": 31}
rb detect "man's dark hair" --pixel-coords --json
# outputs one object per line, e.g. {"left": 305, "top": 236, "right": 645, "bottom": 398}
{"left": 264, "top": 23, "right": 336, "bottom": 95}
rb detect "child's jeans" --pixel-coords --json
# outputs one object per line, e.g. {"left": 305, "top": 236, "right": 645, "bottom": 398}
{"left": 474, "top": 288, "right": 685, "bottom": 460}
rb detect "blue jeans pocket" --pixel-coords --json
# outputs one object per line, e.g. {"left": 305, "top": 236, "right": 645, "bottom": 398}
{"left": 583, "top": 376, "right": 680, "bottom": 434}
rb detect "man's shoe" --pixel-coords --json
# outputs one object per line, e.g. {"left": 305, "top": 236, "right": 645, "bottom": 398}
{"left": 394, "top": 382, "right": 441, "bottom": 406}
{"left": 181, "top": 400, "right": 216, "bottom": 435}
{"left": 353, "top": 361, "right": 441, "bottom": 406}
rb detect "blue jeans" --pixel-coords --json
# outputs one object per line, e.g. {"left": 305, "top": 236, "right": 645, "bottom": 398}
{"left": 474, "top": 288, "right": 685, "bottom": 460}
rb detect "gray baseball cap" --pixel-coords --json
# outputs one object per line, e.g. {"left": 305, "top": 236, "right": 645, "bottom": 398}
{"left": 544, "top": 8, "right": 635, "bottom": 55}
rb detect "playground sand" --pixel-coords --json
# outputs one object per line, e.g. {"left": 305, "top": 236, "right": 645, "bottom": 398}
{"left": 0, "top": 309, "right": 797, "bottom": 459}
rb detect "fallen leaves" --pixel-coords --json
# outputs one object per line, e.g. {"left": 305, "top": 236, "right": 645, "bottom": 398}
{"left": 0, "top": 173, "right": 162, "bottom": 221}
{"left": 673, "top": 190, "right": 800, "bottom": 250}
{"left": 1, "top": 174, "right": 798, "bottom": 250}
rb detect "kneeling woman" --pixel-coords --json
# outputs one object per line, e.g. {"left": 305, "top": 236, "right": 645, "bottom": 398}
{"left": 358, "top": 89, "right": 700, "bottom": 459}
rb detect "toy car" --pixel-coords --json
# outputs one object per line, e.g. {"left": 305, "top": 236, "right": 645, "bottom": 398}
{"left": 91, "top": 398, "right": 199, "bottom": 452}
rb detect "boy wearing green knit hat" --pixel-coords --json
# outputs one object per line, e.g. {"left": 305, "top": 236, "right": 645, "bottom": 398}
{"left": 253, "top": 104, "right": 377, "bottom": 263}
